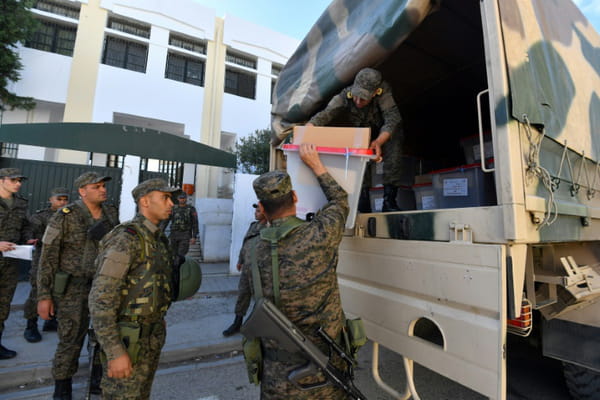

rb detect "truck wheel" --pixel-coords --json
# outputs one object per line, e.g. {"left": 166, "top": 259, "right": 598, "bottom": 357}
{"left": 563, "top": 362, "right": 600, "bottom": 399}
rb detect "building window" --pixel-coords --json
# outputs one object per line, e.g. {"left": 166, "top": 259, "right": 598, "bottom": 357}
{"left": 26, "top": 20, "right": 77, "bottom": 56}
{"left": 165, "top": 52, "right": 205, "bottom": 86}
{"left": 226, "top": 50, "right": 257, "bottom": 70}
{"left": 0, "top": 143, "right": 18, "bottom": 158}
{"left": 102, "top": 36, "right": 148, "bottom": 73}
{"left": 107, "top": 16, "right": 150, "bottom": 39}
{"left": 225, "top": 68, "right": 256, "bottom": 99}
{"left": 106, "top": 154, "right": 123, "bottom": 168}
{"left": 169, "top": 34, "right": 206, "bottom": 55}
{"left": 34, "top": 0, "right": 80, "bottom": 19}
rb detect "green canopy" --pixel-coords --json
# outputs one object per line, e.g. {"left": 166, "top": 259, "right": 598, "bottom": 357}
{"left": 0, "top": 122, "right": 236, "bottom": 168}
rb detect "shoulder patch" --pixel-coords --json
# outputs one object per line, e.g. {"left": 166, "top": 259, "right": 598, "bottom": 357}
{"left": 124, "top": 227, "right": 138, "bottom": 236}
{"left": 61, "top": 207, "right": 71, "bottom": 214}
{"left": 347, "top": 91, "right": 353, "bottom": 99}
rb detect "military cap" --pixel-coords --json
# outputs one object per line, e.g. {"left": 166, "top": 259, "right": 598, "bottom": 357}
{"left": 50, "top": 187, "right": 70, "bottom": 197}
{"left": 132, "top": 178, "right": 178, "bottom": 202}
{"left": 351, "top": 67, "right": 382, "bottom": 100}
{"left": 253, "top": 170, "right": 292, "bottom": 201}
{"left": 74, "top": 172, "right": 111, "bottom": 188}
{"left": 0, "top": 168, "right": 27, "bottom": 180}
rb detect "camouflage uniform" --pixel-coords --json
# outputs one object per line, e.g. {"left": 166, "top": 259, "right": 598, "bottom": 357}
{"left": 24, "top": 207, "right": 55, "bottom": 321}
{"left": 234, "top": 221, "right": 265, "bottom": 317}
{"left": 90, "top": 178, "right": 177, "bottom": 400}
{"left": 38, "top": 199, "right": 119, "bottom": 380}
{"left": 0, "top": 192, "right": 30, "bottom": 337}
{"left": 308, "top": 69, "right": 404, "bottom": 187}
{"left": 167, "top": 204, "right": 200, "bottom": 257}
{"left": 244, "top": 171, "right": 350, "bottom": 399}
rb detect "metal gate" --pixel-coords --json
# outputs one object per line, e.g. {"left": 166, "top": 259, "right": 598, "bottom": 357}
{"left": 0, "top": 158, "right": 122, "bottom": 214}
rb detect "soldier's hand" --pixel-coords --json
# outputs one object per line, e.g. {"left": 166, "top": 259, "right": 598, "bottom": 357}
{"left": 37, "top": 299, "right": 55, "bottom": 320}
{"left": 0, "top": 241, "right": 16, "bottom": 252}
{"left": 369, "top": 140, "right": 383, "bottom": 163}
{"left": 108, "top": 354, "right": 133, "bottom": 379}
{"left": 26, "top": 239, "right": 38, "bottom": 245}
{"left": 299, "top": 143, "right": 327, "bottom": 176}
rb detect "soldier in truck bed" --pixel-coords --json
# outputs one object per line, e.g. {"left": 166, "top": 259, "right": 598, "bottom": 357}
{"left": 307, "top": 67, "right": 404, "bottom": 212}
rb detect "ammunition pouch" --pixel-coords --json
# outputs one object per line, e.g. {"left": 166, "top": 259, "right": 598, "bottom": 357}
{"left": 242, "top": 337, "right": 262, "bottom": 385}
{"left": 53, "top": 271, "right": 71, "bottom": 297}
{"left": 118, "top": 321, "right": 141, "bottom": 365}
{"left": 343, "top": 318, "right": 367, "bottom": 359}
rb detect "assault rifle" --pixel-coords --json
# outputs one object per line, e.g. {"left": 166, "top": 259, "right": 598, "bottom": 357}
{"left": 240, "top": 298, "right": 368, "bottom": 400}
{"left": 85, "top": 328, "right": 102, "bottom": 399}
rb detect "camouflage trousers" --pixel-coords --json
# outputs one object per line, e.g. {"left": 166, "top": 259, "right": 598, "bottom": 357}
{"left": 234, "top": 266, "right": 251, "bottom": 317}
{"left": 23, "top": 263, "right": 38, "bottom": 320}
{"left": 52, "top": 278, "right": 92, "bottom": 380}
{"left": 101, "top": 321, "right": 166, "bottom": 400}
{"left": 169, "top": 231, "right": 193, "bottom": 257}
{"left": 0, "top": 257, "right": 19, "bottom": 335}
{"left": 260, "top": 351, "right": 349, "bottom": 400}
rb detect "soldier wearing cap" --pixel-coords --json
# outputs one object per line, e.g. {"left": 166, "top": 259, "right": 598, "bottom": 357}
{"left": 165, "top": 191, "right": 200, "bottom": 258}
{"left": 240, "top": 144, "right": 350, "bottom": 399}
{"left": 23, "top": 187, "right": 70, "bottom": 343}
{"left": 37, "top": 172, "right": 119, "bottom": 399}
{"left": 307, "top": 67, "right": 404, "bottom": 212}
{"left": 90, "top": 178, "right": 178, "bottom": 400}
{"left": 222, "top": 203, "right": 267, "bottom": 337}
{"left": 0, "top": 168, "right": 31, "bottom": 359}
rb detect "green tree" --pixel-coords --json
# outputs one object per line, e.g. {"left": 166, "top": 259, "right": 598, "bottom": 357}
{"left": 235, "top": 128, "right": 272, "bottom": 174}
{"left": 0, "top": 0, "right": 38, "bottom": 111}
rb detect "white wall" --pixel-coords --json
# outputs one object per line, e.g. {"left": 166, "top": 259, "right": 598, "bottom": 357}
{"left": 196, "top": 198, "right": 233, "bottom": 262}
{"left": 119, "top": 155, "right": 141, "bottom": 221}
{"left": 229, "top": 173, "right": 259, "bottom": 273}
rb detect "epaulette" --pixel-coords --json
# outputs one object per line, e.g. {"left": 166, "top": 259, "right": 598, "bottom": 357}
{"left": 60, "top": 207, "right": 72, "bottom": 214}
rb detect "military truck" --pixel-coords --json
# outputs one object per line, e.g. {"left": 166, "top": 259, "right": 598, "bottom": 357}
{"left": 270, "top": 0, "right": 600, "bottom": 399}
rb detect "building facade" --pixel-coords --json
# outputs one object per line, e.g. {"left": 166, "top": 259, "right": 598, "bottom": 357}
{"left": 2, "top": 0, "right": 298, "bottom": 199}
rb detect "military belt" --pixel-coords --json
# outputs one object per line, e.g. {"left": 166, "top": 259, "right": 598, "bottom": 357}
{"left": 263, "top": 347, "right": 306, "bottom": 363}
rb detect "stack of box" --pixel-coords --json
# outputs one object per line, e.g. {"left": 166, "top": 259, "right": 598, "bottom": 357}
{"left": 430, "top": 162, "right": 496, "bottom": 209}
{"left": 460, "top": 133, "right": 493, "bottom": 164}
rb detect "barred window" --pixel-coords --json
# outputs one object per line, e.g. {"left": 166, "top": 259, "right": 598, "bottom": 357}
{"left": 107, "top": 17, "right": 150, "bottom": 39}
{"left": 225, "top": 68, "right": 256, "bottom": 99}
{"left": 26, "top": 20, "right": 76, "bottom": 56}
{"left": 102, "top": 36, "right": 148, "bottom": 73}
{"left": 34, "top": 0, "right": 80, "bottom": 19}
{"left": 169, "top": 34, "right": 206, "bottom": 55}
{"left": 165, "top": 52, "right": 205, "bottom": 86}
{"left": 0, "top": 143, "right": 18, "bottom": 159}
{"left": 106, "top": 154, "right": 123, "bottom": 168}
{"left": 226, "top": 50, "right": 256, "bottom": 70}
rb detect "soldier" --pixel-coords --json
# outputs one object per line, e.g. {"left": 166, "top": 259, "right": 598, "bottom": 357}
{"left": 244, "top": 143, "right": 350, "bottom": 399}
{"left": 222, "top": 203, "right": 267, "bottom": 337}
{"left": 166, "top": 192, "right": 200, "bottom": 258}
{"left": 23, "top": 187, "right": 69, "bottom": 343}
{"left": 37, "top": 172, "right": 119, "bottom": 399}
{"left": 0, "top": 168, "right": 31, "bottom": 359}
{"left": 89, "top": 178, "right": 178, "bottom": 400}
{"left": 307, "top": 67, "right": 404, "bottom": 212}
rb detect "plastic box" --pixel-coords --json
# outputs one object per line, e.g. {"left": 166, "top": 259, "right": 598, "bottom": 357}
{"left": 282, "top": 144, "right": 373, "bottom": 228}
{"left": 431, "top": 163, "right": 496, "bottom": 208}
{"left": 413, "top": 183, "right": 437, "bottom": 210}
{"left": 460, "top": 133, "right": 493, "bottom": 164}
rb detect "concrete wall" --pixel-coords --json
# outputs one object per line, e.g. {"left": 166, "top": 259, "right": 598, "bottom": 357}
{"left": 196, "top": 198, "right": 233, "bottom": 262}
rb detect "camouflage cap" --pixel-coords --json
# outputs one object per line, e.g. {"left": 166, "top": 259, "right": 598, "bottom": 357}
{"left": 132, "top": 178, "right": 179, "bottom": 202}
{"left": 50, "top": 187, "right": 70, "bottom": 198}
{"left": 0, "top": 168, "right": 27, "bottom": 180}
{"left": 253, "top": 170, "right": 292, "bottom": 201}
{"left": 351, "top": 68, "right": 382, "bottom": 100}
{"left": 74, "top": 172, "right": 111, "bottom": 188}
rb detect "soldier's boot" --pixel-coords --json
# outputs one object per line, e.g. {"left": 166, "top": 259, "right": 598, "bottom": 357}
{"left": 52, "top": 378, "right": 72, "bottom": 400}
{"left": 358, "top": 187, "right": 372, "bottom": 213}
{"left": 0, "top": 333, "right": 17, "bottom": 359}
{"left": 382, "top": 185, "right": 400, "bottom": 212}
{"left": 222, "top": 315, "right": 243, "bottom": 337}
{"left": 89, "top": 362, "right": 102, "bottom": 395}
{"left": 43, "top": 316, "right": 58, "bottom": 332}
{"left": 24, "top": 318, "right": 42, "bottom": 343}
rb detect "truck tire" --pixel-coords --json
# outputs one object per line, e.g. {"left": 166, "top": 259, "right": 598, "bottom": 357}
{"left": 563, "top": 362, "right": 600, "bottom": 400}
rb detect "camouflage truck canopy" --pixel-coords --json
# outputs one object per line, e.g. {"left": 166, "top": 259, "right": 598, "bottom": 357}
{"left": 272, "top": 0, "right": 600, "bottom": 159}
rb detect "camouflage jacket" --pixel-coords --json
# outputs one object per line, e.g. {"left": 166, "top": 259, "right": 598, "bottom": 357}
{"left": 89, "top": 214, "right": 173, "bottom": 361}
{"left": 37, "top": 200, "right": 119, "bottom": 300}
{"left": 237, "top": 220, "right": 265, "bottom": 266}
{"left": 243, "top": 172, "right": 349, "bottom": 350}
{"left": 308, "top": 80, "right": 402, "bottom": 139}
{"left": 0, "top": 194, "right": 31, "bottom": 245}
{"left": 29, "top": 207, "right": 56, "bottom": 268}
{"left": 168, "top": 204, "right": 199, "bottom": 237}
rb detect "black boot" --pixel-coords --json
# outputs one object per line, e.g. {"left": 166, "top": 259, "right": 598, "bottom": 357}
{"left": 223, "top": 315, "right": 243, "bottom": 337}
{"left": 358, "top": 187, "right": 372, "bottom": 213}
{"left": 0, "top": 333, "right": 17, "bottom": 359}
{"left": 43, "top": 316, "right": 58, "bottom": 332}
{"left": 24, "top": 318, "right": 42, "bottom": 343}
{"left": 382, "top": 185, "right": 400, "bottom": 212}
{"left": 53, "top": 378, "right": 72, "bottom": 400}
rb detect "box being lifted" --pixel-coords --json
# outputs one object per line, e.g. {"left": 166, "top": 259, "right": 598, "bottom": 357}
{"left": 293, "top": 126, "right": 371, "bottom": 148}
{"left": 282, "top": 144, "right": 374, "bottom": 229}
